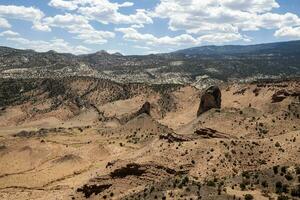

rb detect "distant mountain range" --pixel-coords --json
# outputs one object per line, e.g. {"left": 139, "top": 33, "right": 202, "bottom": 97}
{"left": 0, "top": 40, "right": 299, "bottom": 86}
{"left": 172, "top": 40, "right": 300, "bottom": 56}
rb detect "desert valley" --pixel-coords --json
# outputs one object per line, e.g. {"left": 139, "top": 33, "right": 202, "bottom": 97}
{"left": 0, "top": 70, "right": 299, "bottom": 200}
{"left": 1, "top": 0, "right": 300, "bottom": 199}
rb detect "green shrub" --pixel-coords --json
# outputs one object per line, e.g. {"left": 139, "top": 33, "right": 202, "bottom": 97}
{"left": 275, "top": 142, "right": 281, "bottom": 147}
{"left": 244, "top": 194, "right": 254, "bottom": 200}
{"left": 281, "top": 166, "right": 287, "bottom": 174}
{"left": 261, "top": 180, "right": 268, "bottom": 188}
{"left": 207, "top": 180, "right": 216, "bottom": 187}
{"left": 242, "top": 171, "right": 250, "bottom": 179}
{"left": 277, "top": 195, "right": 289, "bottom": 200}
{"left": 275, "top": 181, "right": 282, "bottom": 193}
{"left": 285, "top": 173, "right": 293, "bottom": 181}
{"left": 291, "top": 185, "right": 300, "bottom": 197}
{"left": 240, "top": 182, "right": 246, "bottom": 191}
{"left": 295, "top": 166, "right": 300, "bottom": 175}
{"left": 273, "top": 165, "right": 279, "bottom": 174}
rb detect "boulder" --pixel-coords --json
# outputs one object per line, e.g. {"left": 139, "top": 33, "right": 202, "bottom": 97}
{"left": 197, "top": 86, "right": 221, "bottom": 116}
{"left": 136, "top": 101, "right": 151, "bottom": 116}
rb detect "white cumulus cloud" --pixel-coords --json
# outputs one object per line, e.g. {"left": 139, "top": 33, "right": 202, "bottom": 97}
{"left": 49, "top": 0, "right": 152, "bottom": 25}
{"left": 0, "top": 5, "right": 48, "bottom": 31}
{"left": 48, "top": 0, "right": 78, "bottom": 10}
{"left": 116, "top": 27, "right": 198, "bottom": 46}
{"left": 221, "top": 0, "right": 279, "bottom": 13}
{"left": 0, "top": 17, "right": 11, "bottom": 28}
{"left": 116, "top": 27, "right": 249, "bottom": 46}
{"left": 0, "top": 30, "right": 19, "bottom": 37}
{"left": 43, "top": 13, "right": 115, "bottom": 44}
{"left": 151, "top": 0, "right": 300, "bottom": 43}
{"left": 274, "top": 26, "right": 300, "bottom": 39}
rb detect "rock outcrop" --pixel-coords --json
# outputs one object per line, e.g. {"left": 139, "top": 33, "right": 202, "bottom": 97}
{"left": 77, "top": 162, "right": 176, "bottom": 198}
{"left": 136, "top": 101, "right": 151, "bottom": 116}
{"left": 77, "top": 184, "right": 112, "bottom": 198}
{"left": 159, "top": 133, "right": 191, "bottom": 143}
{"left": 272, "top": 89, "right": 300, "bottom": 103}
{"left": 197, "top": 86, "right": 221, "bottom": 116}
{"left": 119, "top": 102, "right": 151, "bottom": 124}
{"left": 194, "top": 128, "right": 232, "bottom": 139}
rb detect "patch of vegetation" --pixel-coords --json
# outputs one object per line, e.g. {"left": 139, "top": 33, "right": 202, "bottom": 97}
{"left": 291, "top": 185, "right": 300, "bottom": 197}
{"left": 273, "top": 166, "right": 279, "bottom": 174}
{"left": 207, "top": 180, "right": 216, "bottom": 187}
{"left": 244, "top": 194, "right": 254, "bottom": 200}
{"left": 277, "top": 195, "right": 289, "bottom": 200}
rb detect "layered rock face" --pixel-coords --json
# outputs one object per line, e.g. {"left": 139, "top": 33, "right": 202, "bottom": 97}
{"left": 272, "top": 89, "right": 300, "bottom": 103}
{"left": 197, "top": 86, "right": 221, "bottom": 116}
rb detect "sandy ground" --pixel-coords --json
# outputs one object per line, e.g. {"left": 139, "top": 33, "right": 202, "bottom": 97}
{"left": 0, "top": 81, "right": 299, "bottom": 199}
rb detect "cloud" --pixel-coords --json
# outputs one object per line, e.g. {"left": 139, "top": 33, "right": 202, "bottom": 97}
{"left": 259, "top": 13, "right": 300, "bottom": 28}
{"left": 32, "top": 22, "right": 51, "bottom": 32}
{"left": 49, "top": 0, "right": 135, "bottom": 10}
{"left": 116, "top": 27, "right": 197, "bottom": 46}
{"left": 144, "top": 50, "right": 161, "bottom": 54}
{"left": 77, "top": 7, "right": 152, "bottom": 25}
{"left": 133, "top": 45, "right": 151, "bottom": 50}
{"left": 43, "top": 13, "right": 115, "bottom": 44}
{"left": 0, "top": 5, "right": 48, "bottom": 31}
{"left": 131, "top": 24, "right": 144, "bottom": 29}
{"left": 49, "top": 0, "right": 152, "bottom": 25}
{"left": 0, "top": 17, "right": 11, "bottom": 28}
{"left": 152, "top": 0, "right": 300, "bottom": 38}
{"left": 197, "top": 33, "right": 251, "bottom": 43}
{"left": 222, "top": 0, "right": 279, "bottom": 13}
{"left": 119, "top": 2, "right": 134, "bottom": 7}
{"left": 274, "top": 26, "right": 300, "bottom": 39}
{"left": 6, "top": 36, "right": 91, "bottom": 54}
{"left": 48, "top": 0, "right": 78, "bottom": 10}
{"left": 0, "top": 5, "right": 43, "bottom": 21}
{"left": 1, "top": 0, "right": 299, "bottom": 54}
{"left": 116, "top": 27, "right": 248, "bottom": 46}
{"left": 0, "top": 30, "right": 19, "bottom": 37}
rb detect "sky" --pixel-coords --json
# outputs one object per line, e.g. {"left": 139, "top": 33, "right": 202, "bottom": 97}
{"left": 0, "top": 0, "right": 300, "bottom": 55}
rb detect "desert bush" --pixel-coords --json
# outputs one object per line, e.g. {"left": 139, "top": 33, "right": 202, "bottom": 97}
{"left": 242, "top": 171, "right": 250, "bottom": 179}
{"left": 240, "top": 183, "right": 246, "bottom": 191}
{"left": 285, "top": 173, "right": 293, "bottom": 181}
{"left": 207, "top": 180, "right": 216, "bottom": 187}
{"left": 275, "top": 142, "right": 281, "bottom": 147}
{"left": 244, "top": 194, "right": 254, "bottom": 200}
{"left": 275, "top": 181, "right": 283, "bottom": 193}
{"left": 281, "top": 166, "right": 287, "bottom": 174}
{"left": 273, "top": 166, "right": 279, "bottom": 174}
{"left": 277, "top": 195, "right": 289, "bottom": 200}
{"left": 261, "top": 180, "right": 268, "bottom": 188}
{"left": 295, "top": 166, "right": 300, "bottom": 175}
{"left": 291, "top": 185, "right": 300, "bottom": 197}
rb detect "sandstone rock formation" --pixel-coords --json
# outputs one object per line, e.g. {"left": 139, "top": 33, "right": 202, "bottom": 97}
{"left": 197, "top": 85, "right": 221, "bottom": 116}
{"left": 272, "top": 89, "right": 300, "bottom": 103}
{"left": 194, "top": 128, "right": 232, "bottom": 139}
{"left": 136, "top": 101, "right": 151, "bottom": 116}
{"left": 159, "top": 132, "right": 191, "bottom": 143}
{"left": 119, "top": 101, "right": 151, "bottom": 124}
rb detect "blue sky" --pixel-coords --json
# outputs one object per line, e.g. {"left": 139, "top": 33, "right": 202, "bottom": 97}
{"left": 0, "top": 0, "right": 300, "bottom": 55}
